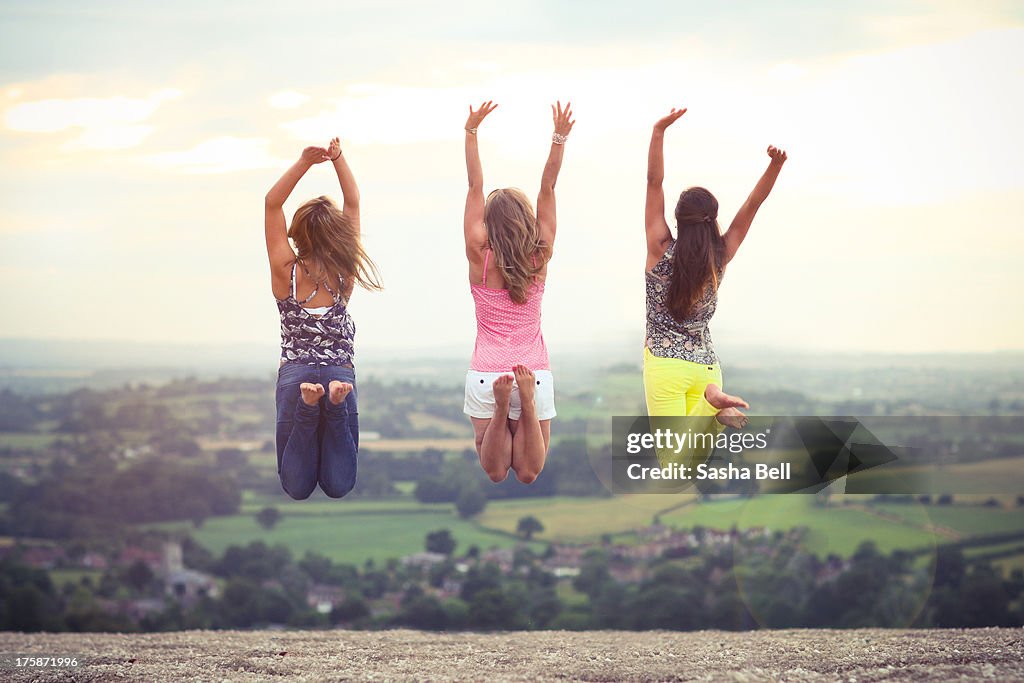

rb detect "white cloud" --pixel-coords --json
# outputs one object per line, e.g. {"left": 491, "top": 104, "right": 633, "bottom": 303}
{"left": 768, "top": 27, "right": 1024, "bottom": 205}
{"left": 280, "top": 84, "right": 475, "bottom": 146}
{"left": 268, "top": 90, "right": 310, "bottom": 109}
{"left": 147, "top": 136, "right": 284, "bottom": 174}
{"left": 63, "top": 124, "right": 155, "bottom": 151}
{"left": 3, "top": 87, "right": 181, "bottom": 150}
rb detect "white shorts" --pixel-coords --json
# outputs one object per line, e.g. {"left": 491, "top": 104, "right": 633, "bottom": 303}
{"left": 464, "top": 369, "right": 556, "bottom": 421}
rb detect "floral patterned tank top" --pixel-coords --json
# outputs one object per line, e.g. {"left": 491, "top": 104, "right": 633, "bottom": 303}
{"left": 645, "top": 239, "right": 721, "bottom": 365}
{"left": 277, "top": 261, "right": 356, "bottom": 366}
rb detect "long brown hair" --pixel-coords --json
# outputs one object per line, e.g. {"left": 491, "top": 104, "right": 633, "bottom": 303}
{"left": 484, "top": 188, "right": 548, "bottom": 304}
{"left": 288, "top": 196, "right": 382, "bottom": 292}
{"left": 667, "top": 187, "right": 725, "bottom": 322}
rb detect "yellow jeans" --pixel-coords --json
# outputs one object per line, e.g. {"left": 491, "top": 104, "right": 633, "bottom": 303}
{"left": 642, "top": 346, "right": 724, "bottom": 467}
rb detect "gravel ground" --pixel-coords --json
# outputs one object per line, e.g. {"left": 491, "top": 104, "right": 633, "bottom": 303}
{"left": 1, "top": 628, "right": 1023, "bottom": 682}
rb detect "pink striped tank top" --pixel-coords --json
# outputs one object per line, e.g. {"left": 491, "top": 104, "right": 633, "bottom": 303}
{"left": 470, "top": 249, "right": 550, "bottom": 372}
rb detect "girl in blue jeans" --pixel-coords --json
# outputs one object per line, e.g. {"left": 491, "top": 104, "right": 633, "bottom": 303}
{"left": 265, "top": 138, "right": 382, "bottom": 499}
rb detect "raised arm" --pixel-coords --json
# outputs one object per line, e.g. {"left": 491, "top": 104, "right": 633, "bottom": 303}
{"left": 645, "top": 107, "right": 686, "bottom": 259}
{"left": 722, "top": 145, "right": 788, "bottom": 264}
{"left": 463, "top": 101, "right": 498, "bottom": 261}
{"left": 326, "top": 137, "right": 359, "bottom": 224}
{"left": 265, "top": 145, "right": 329, "bottom": 279}
{"left": 536, "top": 101, "right": 575, "bottom": 253}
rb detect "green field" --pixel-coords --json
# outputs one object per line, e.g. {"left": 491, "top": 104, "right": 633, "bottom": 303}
{"left": 0, "top": 432, "right": 58, "bottom": 450}
{"left": 153, "top": 497, "right": 542, "bottom": 566}
{"left": 961, "top": 541, "right": 1024, "bottom": 559}
{"left": 49, "top": 568, "right": 102, "bottom": 589}
{"left": 554, "top": 373, "right": 646, "bottom": 422}
{"left": 162, "top": 487, "right": 1024, "bottom": 568}
{"left": 476, "top": 496, "right": 659, "bottom": 541}
{"left": 239, "top": 491, "right": 442, "bottom": 516}
{"left": 848, "top": 458, "right": 1024, "bottom": 495}
{"left": 872, "top": 503, "right": 1024, "bottom": 536}
{"left": 656, "top": 496, "right": 940, "bottom": 557}
{"left": 219, "top": 491, "right": 1012, "bottom": 564}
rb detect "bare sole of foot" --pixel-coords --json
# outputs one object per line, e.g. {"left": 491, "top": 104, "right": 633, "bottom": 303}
{"left": 493, "top": 374, "right": 514, "bottom": 407}
{"left": 328, "top": 380, "right": 353, "bottom": 405}
{"left": 512, "top": 365, "right": 536, "bottom": 407}
{"left": 705, "top": 383, "right": 749, "bottom": 410}
{"left": 716, "top": 406, "right": 749, "bottom": 429}
{"left": 300, "top": 382, "right": 325, "bottom": 406}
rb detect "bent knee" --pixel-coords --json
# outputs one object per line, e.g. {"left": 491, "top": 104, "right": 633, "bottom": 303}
{"left": 282, "top": 481, "right": 316, "bottom": 500}
{"left": 515, "top": 468, "right": 542, "bottom": 485}
{"left": 484, "top": 466, "right": 509, "bottom": 483}
{"left": 320, "top": 478, "right": 355, "bottom": 499}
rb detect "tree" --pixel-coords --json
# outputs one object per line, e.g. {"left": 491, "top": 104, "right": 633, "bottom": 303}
{"left": 356, "top": 469, "right": 396, "bottom": 497}
{"left": 256, "top": 507, "right": 282, "bottom": 530}
{"left": 414, "top": 477, "right": 457, "bottom": 503}
{"left": 216, "top": 542, "right": 292, "bottom": 581}
{"left": 455, "top": 487, "right": 487, "bottom": 518}
{"left": 399, "top": 594, "right": 449, "bottom": 630}
{"left": 467, "top": 588, "right": 527, "bottom": 630}
{"left": 123, "top": 560, "right": 155, "bottom": 592}
{"left": 425, "top": 529, "right": 456, "bottom": 556}
{"left": 330, "top": 597, "right": 369, "bottom": 625}
{"left": 933, "top": 546, "right": 966, "bottom": 589}
{"left": 516, "top": 515, "right": 544, "bottom": 540}
{"left": 216, "top": 448, "right": 246, "bottom": 468}
{"left": 573, "top": 550, "right": 612, "bottom": 599}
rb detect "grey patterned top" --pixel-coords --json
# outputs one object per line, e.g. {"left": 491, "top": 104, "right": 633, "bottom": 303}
{"left": 277, "top": 262, "right": 355, "bottom": 366}
{"left": 645, "top": 239, "right": 721, "bottom": 365}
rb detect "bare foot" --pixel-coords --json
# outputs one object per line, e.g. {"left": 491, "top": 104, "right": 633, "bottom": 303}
{"left": 513, "top": 365, "right": 536, "bottom": 413}
{"left": 493, "top": 374, "right": 514, "bottom": 409}
{"left": 716, "top": 407, "right": 749, "bottom": 429}
{"left": 300, "top": 382, "right": 325, "bottom": 406}
{"left": 705, "top": 383, "right": 749, "bottom": 410}
{"left": 328, "top": 380, "right": 353, "bottom": 405}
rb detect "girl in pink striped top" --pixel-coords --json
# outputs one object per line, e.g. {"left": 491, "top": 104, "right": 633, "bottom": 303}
{"left": 462, "top": 100, "right": 575, "bottom": 485}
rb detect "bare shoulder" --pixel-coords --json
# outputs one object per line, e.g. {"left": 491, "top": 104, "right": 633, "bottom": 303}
{"left": 533, "top": 247, "right": 551, "bottom": 282}
{"left": 646, "top": 237, "right": 672, "bottom": 271}
{"left": 270, "top": 258, "right": 295, "bottom": 300}
{"left": 466, "top": 242, "right": 489, "bottom": 282}
{"left": 467, "top": 241, "right": 489, "bottom": 266}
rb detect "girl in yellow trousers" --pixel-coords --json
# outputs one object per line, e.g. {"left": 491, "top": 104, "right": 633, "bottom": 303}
{"left": 643, "top": 105, "right": 787, "bottom": 467}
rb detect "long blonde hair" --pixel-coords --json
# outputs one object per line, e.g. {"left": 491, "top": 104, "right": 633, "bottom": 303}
{"left": 288, "top": 196, "right": 382, "bottom": 292}
{"left": 484, "top": 188, "right": 548, "bottom": 304}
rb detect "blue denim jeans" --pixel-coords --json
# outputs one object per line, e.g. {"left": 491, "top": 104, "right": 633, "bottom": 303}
{"left": 275, "top": 362, "right": 359, "bottom": 500}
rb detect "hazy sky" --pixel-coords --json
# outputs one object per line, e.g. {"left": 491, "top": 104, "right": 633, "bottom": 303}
{"left": 1, "top": 1, "right": 1022, "bottom": 357}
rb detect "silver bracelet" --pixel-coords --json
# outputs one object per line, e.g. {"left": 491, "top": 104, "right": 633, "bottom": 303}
{"left": 552, "top": 132, "right": 567, "bottom": 145}
{"left": 465, "top": 128, "right": 478, "bottom": 135}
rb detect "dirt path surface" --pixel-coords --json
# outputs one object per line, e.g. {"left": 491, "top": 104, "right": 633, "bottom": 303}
{"left": 2, "top": 628, "right": 1023, "bottom": 682}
